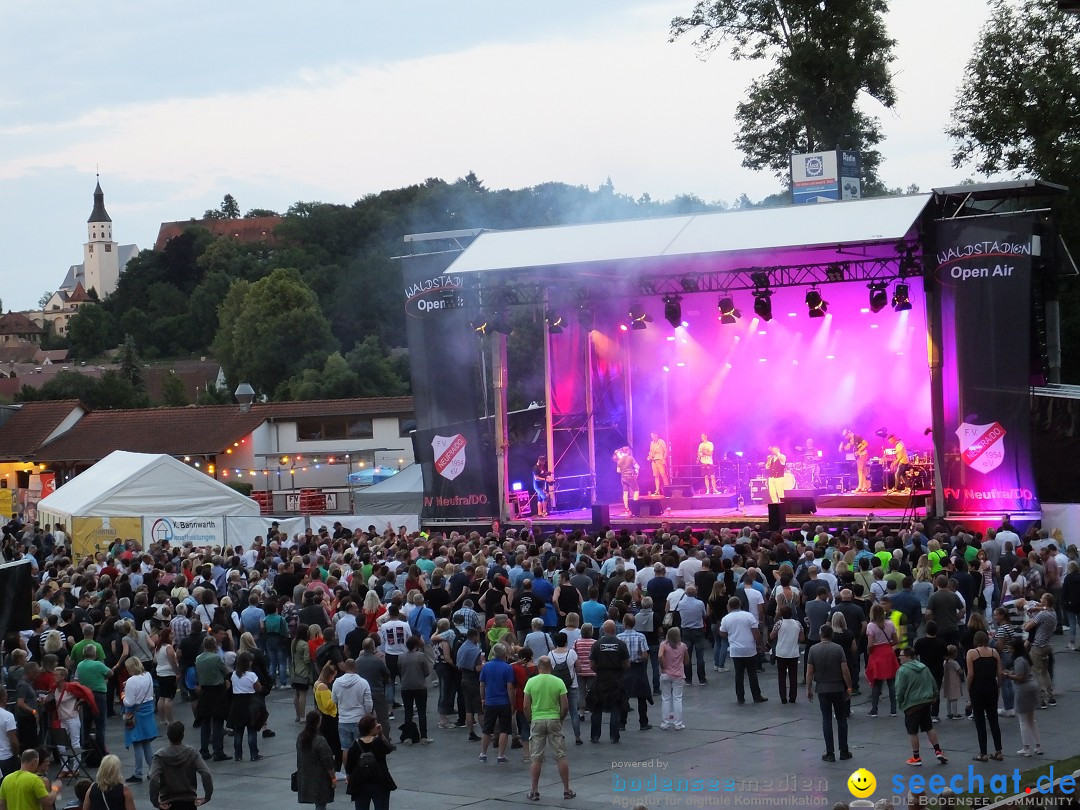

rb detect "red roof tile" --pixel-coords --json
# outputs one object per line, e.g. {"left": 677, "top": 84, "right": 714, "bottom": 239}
{"left": 154, "top": 216, "right": 283, "bottom": 251}
{"left": 0, "top": 312, "right": 45, "bottom": 337}
{"left": 35, "top": 405, "right": 267, "bottom": 461}
{"left": 0, "top": 401, "right": 85, "bottom": 460}
{"left": 32, "top": 397, "right": 414, "bottom": 462}
{"left": 255, "top": 397, "right": 414, "bottom": 419}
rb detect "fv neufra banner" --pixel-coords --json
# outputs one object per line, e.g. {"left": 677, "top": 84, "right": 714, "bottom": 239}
{"left": 142, "top": 516, "right": 225, "bottom": 547}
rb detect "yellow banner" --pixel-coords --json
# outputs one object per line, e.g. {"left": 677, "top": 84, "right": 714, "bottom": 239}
{"left": 71, "top": 517, "right": 142, "bottom": 558}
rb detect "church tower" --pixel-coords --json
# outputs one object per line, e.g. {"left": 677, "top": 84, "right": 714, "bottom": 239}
{"left": 83, "top": 177, "right": 120, "bottom": 298}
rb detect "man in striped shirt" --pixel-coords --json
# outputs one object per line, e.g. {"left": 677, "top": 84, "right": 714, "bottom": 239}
{"left": 616, "top": 615, "right": 653, "bottom": 731}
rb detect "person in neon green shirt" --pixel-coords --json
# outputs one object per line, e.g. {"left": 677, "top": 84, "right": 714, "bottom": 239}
{"left": 0, "top": 749, "right": 56, "bottom": 810}
{"left": 523, "top": 656, "right": 574, "bottom": 802}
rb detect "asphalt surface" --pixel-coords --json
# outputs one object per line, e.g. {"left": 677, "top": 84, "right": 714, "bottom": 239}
{"left": 78, "top": 637, "right": 1077, "bottom": 809}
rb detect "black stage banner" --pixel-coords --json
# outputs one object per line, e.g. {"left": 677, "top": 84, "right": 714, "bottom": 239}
{"left": 0, "top": 559, "right": 33, "bottom": 640}
{"left": 401, "top": 253, "right": 499, "bottom": 521}
{"left": 934, "top": 214, "right": 1040, "bottom": 515}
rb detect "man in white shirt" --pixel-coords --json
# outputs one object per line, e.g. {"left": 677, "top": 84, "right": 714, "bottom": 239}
{"left": 0, "top": 691, "right": 18, "bottom": 776}
{"left": 378, "top": 605, "right": 412, "bottom": 709}
{"left": 634, "top": 564, "right": 656, "bottom": 594}
{"left": 677, "top": 552, "right": 703, "bottom": 589}
{"left": 740, "top": 575, "right": 765, "bottom": 623}
{"left": 718, "top": 598, "right": 767, "bottom": 704}
{"left": 335, "top": 600, "right": 359, "bottom": 642}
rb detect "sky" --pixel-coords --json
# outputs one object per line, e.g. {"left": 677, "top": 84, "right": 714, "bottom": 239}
{"left": 0, "top": 0, "right": 994, "bottom": 312}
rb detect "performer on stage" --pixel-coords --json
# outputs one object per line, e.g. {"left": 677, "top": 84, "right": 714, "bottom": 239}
{"left": 697, "top": 433, "right": 717, "bottom": 495}
{"left": 765, "top": 446, "right": 787, "bottom": 505}
{"left": 613, "top": 446, "right": 640, "bottom": 515}
{"left": 646, "top": 432, "right": 669, "bottom": 496}
{"left": 532, "top": 455, "right": 552, "bottom": 517}
{"left": 839, "top": 429, "right": 870, "bottom": 492}
{"left": 885, "top": 434, "right": 911, "bottom": 493}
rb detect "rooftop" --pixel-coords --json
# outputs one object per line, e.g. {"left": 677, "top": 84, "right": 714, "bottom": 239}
{"left": 0, "top": 401, "right": 84, "bottom": 460}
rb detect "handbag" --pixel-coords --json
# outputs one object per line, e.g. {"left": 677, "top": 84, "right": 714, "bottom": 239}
{"left": 663, "top": 595, "right": 685, "bottom": 630}
{"left": 123, "top": 714, "right": 136, "bottom": 730}
{"left": 290, "top": 771, "right": 299, "bottom": 792}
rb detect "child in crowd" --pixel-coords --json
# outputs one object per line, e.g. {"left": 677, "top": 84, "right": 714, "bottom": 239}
{"left": 941, "top": 645, "right": 964, "bottom": 719}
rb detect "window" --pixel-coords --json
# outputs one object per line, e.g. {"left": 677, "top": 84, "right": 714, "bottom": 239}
{"left": 295, "top": 415, "right": 372, "bottom": 441}
{"left": 104, "top": 244, "right": 112, "bottom": 252}
{"left": 348, "top": 418, "right": 373, "bottom": 439}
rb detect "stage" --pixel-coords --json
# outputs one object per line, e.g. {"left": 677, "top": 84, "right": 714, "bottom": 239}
{"left": 514, "top": 488, "right": 934, "bottom": 532}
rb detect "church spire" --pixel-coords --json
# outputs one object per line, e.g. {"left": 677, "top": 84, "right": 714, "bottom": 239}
{"left": 88, "top": 175, "right": 112, "bottom": 223}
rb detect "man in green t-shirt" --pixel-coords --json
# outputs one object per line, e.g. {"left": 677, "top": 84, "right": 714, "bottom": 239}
{"left": 0, "top": 749, "right": 56, "bottom": 809}
{"left": 522, "top": 656, "right": 573, "bottom": 802}
{"left": 74, "top": 646, "right": 111, "bottom": 746}
{"left": 69, "top": 625, "right": 105, "bottom": 668}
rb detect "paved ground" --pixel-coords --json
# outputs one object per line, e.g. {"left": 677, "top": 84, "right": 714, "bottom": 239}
{"left": 80, "top": 638, "right": 1078, "bottom": 809}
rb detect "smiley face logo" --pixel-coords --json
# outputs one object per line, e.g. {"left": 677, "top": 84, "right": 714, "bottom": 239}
{"left": 847, "top": 768, "right": 876, "bottom": 798}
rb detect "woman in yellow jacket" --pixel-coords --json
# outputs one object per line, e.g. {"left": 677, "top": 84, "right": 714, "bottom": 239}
{"left": 313, "top": 662, "right": 342, "bottom": 775}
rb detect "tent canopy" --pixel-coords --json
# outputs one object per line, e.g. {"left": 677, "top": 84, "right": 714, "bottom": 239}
{"left": 351, "top": 463, "right": 421, "bottom": 516}
{"left": 39, "top": 450, "right": 259, "bottom": 519}
{"left": 445, "top": 193, "right": 933, "bottom": 277}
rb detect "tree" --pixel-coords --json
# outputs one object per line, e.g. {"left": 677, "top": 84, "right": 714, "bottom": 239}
{"left": 117, "top": 334, "right": 144, "bottom": 390}
{"left": 204, "top": 193, "right": 241, "bottom": 220}
{"left": 949, "top": 0, "right": 1078, "bottom": 187}
{"left": 38, "top": 291, "right": 53, "bottom": 310}
{"left": 244, "top": 208, "right": 279, "bottom": 218}
{"left": 670, "top": 0, "right": 897, "bottom": 187}
{"left": 212, "top": 268, "right": 337, "bottom": 395}
{"left": 948, "top": 0, "right": 1080, "bottom": 381}
{"left": 67, "top": 304, "right": 116, "bottom": 358}
{"left": 160, "top": 371, "right": 189, "bottom": 406}
{"left": 90, "top": 370, "right": 149, "bottom": 409}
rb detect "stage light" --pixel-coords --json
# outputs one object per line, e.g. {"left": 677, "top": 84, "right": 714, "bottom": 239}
{"left": 511, "top": 481, "right": 523, "bottom": 492}
{"left": 718, "top": 295, "right": 740, "bottom": 325}
{"left": 868, "top": 282, "right": 888, "bottom": 313}
{"left": 826, "top": 263, "right": 847, "bottom": 282}
{"left": 662, "top": 295, "right": 682, "bottom": 328}
{"left": 546, "top": 311, "right": 565, "bottom": 334}
{"left": 628, "top": 305, "right": 652, "bottom": 330}
{"left": 679, "top": 277, "right": 699, "bottom": 293}
{"left": 751, "top": 270, "right": 771, "bottom": 289}
{"left": 805, "top": 288, "right": 828, "bottom": 318}
{"left": 471, "top": 317, "right": 490, "bottom": 335}
{"left": 892, "top": 283, "right": 912, "bottom": 312}
{"left": 753, "top": 290, "right": 773, "bottom": 321}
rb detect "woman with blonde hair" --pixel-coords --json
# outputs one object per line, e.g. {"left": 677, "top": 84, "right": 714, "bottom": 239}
{"left": 361, "top": 590, "right": 386, "bottom": 635}
{"left": 121, "top": 657, "right": 156, "bottom": 783}
{"left": 865, "top": 603, "right": 899, "bottom": 718}
{"left": 83, "top": 753, "right": 136, "bottom": 810}
{"left": 313, "top": 662, "right": 342, "bottom": 775}
{"left": 292, "top": 623, "right": 314, "bottom": 722}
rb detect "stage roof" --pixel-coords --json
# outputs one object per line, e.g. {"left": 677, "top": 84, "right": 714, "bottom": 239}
{"left": 445, "top": 193, "right": 933, "bottom": 276}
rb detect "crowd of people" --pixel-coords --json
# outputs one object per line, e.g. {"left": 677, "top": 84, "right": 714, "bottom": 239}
{"left": 0, "top": 513, "right": 1075, "bottom": 808}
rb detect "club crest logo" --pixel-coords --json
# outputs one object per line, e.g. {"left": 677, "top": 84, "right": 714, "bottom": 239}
{"left": 432, "top": 434, "right": 467, "bottom": 481}
{"left": 956, "top": 422, "right": 1006, "bottom": 474}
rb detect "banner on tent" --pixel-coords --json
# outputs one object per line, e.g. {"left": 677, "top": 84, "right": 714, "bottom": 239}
{"left": 225, "top": 516, "right": 306, "bottom": 550}
{"left": 71, "top": 516, "right": 142, "bottom": 557}
{"left": 142, "top": 516, "right": 225, "bottom": 547}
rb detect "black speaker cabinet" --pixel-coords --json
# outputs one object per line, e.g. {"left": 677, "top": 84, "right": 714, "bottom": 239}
{"left": 591, "top": 504, "right": 610, "bottom": 528}
{"left": 630, "top": 499, "right": 664, "bottom": 516}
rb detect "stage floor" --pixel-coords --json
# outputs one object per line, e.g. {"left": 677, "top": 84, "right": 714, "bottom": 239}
{"left": 516, "top": 489, "right": 932, "bottom": 531}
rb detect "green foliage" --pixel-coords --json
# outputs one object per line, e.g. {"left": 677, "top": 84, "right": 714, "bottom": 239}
{"left": 14, "top": 369, "right": 148, "bottom": 409}
{"left": 67, "top": 303, "right": 116, "bottom": 359}
{"left": 670, "top": 0, "right": 897, "bottom": 186}
{"left": 213, "top": 268, "right": 337, "bottom": 395}
{"left": 38, "top": 291, "right": 53, "bottom": 309}
{"left": 160, "top": 372, "right": 189, "bottom": 406}
{"left": 244, "top": 208, "right": 278, "bottom": 218}
{"left": 117, "top": 334, "right": 144, "bottom": 390}
{"left": 225, "top": 481, "right": 254, "bottom": 496}
{"left": 205, "top": 193, "right": 241, "bottom": 220}
{"left": 948, "top": 0, "right": 1080, "bottom": 381}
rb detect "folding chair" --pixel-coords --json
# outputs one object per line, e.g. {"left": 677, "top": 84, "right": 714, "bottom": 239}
{"left": 49, "top": 728, "right": 92, "bottom": 785}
